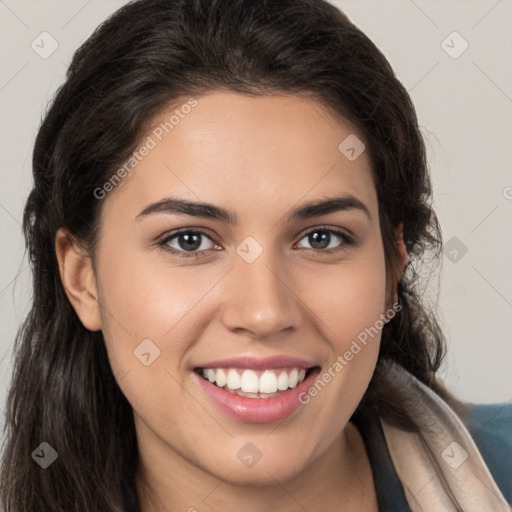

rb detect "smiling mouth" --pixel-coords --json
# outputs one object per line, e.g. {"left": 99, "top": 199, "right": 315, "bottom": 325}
{"left": 194, "top": 366, "right": 318, "bottom": 399}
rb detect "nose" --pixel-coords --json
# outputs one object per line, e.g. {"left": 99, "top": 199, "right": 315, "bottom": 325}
{"left": 219, "top": 249, "right": 302, "bottom": 339}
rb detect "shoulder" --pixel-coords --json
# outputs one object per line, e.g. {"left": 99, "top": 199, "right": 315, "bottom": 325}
{"left": 458, "top": 401, "right": 512, "bottom": 504}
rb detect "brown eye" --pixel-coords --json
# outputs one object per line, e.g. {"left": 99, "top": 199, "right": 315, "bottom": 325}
{"left": 160, "top": 229, "right": 218, "bottom": 258}
{"left": 296, "top": 227, "right": 354, "bottom": 252}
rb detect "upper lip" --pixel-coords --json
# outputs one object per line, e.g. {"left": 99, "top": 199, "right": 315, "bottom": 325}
{"left": 195, "top": 355, "right": 318, "bottom": 370}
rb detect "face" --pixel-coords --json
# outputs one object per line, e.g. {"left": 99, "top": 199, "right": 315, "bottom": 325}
{"left": 86, "top": 92, "right": 395, "bottom": 486}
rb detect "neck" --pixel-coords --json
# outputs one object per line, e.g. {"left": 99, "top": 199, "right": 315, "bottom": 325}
{"left": 136, "top": 422, "right": 378, "bottom": 512}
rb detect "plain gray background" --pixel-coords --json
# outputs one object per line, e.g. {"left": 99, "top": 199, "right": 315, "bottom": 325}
{"left": 1, "top": 0, "right": 511, "bottom": 430}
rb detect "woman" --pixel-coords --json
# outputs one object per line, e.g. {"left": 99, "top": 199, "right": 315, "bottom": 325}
{"left": 0, "top": 0, "right": 510, "bottom": 510}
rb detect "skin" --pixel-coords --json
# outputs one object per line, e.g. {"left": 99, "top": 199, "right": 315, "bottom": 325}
{"left": 56, "top": 92, "right": 407, "bottom": 511}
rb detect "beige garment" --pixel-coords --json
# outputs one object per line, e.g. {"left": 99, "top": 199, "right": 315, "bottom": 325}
{"left": 379, "top": 364, "right": 511, "bottom": 511}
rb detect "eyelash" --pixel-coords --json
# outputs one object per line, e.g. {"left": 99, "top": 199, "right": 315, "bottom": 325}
{"left": 158, "top": 226, "right": 355, "bottom": 260}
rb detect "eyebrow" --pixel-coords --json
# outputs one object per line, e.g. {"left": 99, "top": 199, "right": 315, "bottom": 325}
{"left": 136, "top": 194, "right": 371, "bottom": 224}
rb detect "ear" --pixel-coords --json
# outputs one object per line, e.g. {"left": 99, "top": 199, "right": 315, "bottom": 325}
{"left": 55, "top": 228, "right": 102, "bottom": 331}
{"left": 386, "top": 222, "right": 408, "bottom": 308}
{"left": 395, "top": 221, "right": 408, "bottom": 281}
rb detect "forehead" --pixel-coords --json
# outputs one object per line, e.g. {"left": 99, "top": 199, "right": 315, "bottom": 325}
{"left": 102, "top": 92, "right": 377, "bottom": 224}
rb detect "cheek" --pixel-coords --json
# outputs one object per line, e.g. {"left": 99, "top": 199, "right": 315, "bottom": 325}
{"left": 93, "top": 250, "right": 209, "bottom": 392}
{"left": 97, "top": 253, "right": 219, "bottom": 342}
{"left": 295, "top": 245, "right": 387, "bottom": 415}
{"left": 300, "top": 245, "right": 388, "bottom": 351}
{"left": 290, "top": 265, "right": 386, "bottom": 452}
{"left": 94, "top": 256, "right": 213, "bottom": 428}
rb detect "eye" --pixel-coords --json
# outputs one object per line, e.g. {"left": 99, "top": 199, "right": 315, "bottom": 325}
{"left": 159, "top": 229, "right": 219, "bottom": 258}
{"left": 158, "top": 226, "right": 355, "bottom": 260}
{"left": 295, "top": 226, "right": 354, "bottom": 253}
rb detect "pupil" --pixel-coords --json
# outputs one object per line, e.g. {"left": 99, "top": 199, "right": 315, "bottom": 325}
{"left": 310, "top": 231, "right": 329, "bottom": 249}
{"left": 179, "top": 233, "right": 201, "bottom": 251}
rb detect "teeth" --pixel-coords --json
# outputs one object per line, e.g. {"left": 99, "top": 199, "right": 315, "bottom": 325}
{"left": 201, "top": 367, "right": 309, "bottom": 394}
{"left": 226, "top": 369, "right": 241, "bottom": 390}
{"left": 288, "top": 368, "right": 299, "bottom": 388}
{"left": 215, "top": 369, "right": 227, "bottom": 388}
{"left": 277, "top": 371, "right": 289, "bottom": 391}
{"left": 240, "top": 369, "right": 259, "bottom": 393}
{"left": 259, "top": 371, "right": 278, "bottom": 394}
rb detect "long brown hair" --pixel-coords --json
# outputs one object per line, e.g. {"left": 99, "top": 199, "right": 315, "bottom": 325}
{"left": 1, "top": 0, "right": 448, "bottom": 509}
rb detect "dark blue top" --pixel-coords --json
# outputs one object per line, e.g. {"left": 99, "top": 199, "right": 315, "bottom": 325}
{"left": 352, "top": 402, "right": 512, "bottom": 510}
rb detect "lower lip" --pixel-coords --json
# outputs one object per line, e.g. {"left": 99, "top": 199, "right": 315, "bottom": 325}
{"left": 194, "top": 368, "right": 320, "bottom": 423}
